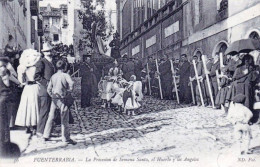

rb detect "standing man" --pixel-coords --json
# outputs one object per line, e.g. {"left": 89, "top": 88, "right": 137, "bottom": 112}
{"left": 209, "top": 52, "right": 220, "bottom": 99}
{"left": 190, "top": 55, "right": 206, "bottom": 106}
{"left": 178, "top": 54, "right": 191, "bottom": 104}
{"left": 122, "top": 55, "right": 135, "bottom": 81}
{"left": 159, "top": 55, "right": 173, "bottom": 100}
{"left": 202, "top": 55, "right": 213, "bottom": 106}
{"left": 134, "top": 57, "right": 143, "bottom": 81}
{"left": 109, "top": 32, "right": 120, "bottom": 60}
{"left": 80, "top": 54, "right": 98, "bottom": 108}
{"left": 35, "top": 43, "right": 56, "bottom": 137}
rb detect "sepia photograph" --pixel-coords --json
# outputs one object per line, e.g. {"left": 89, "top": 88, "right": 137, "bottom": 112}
{"left": 0, "top": 0, "right": 260, "bottom": 167}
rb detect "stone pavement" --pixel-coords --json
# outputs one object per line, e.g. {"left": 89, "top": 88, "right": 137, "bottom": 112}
{"left": 7, "top": 96, "right": 260, "bottom": 167}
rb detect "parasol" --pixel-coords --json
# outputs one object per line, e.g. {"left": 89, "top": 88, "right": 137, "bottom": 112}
{"left": 225, "top": 39, "right": 260, "bottom": 55}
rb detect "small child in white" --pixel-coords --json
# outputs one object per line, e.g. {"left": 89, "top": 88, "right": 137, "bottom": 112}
{"left": 227, "top": 94, "right": 253, "bottom": 155}
{"left": 43, "top": 60, "right": 76, "bottom": 145}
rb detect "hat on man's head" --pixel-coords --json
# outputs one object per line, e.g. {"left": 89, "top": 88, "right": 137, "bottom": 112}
{"left": 42, "top": 42, "right": 53, "bottom": 52}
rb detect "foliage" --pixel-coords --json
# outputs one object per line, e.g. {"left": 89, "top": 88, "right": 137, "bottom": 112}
{"left": 78, "top": 0, "right": 113, "bottom": 53}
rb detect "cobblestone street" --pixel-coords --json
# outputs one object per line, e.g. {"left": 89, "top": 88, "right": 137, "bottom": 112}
{"left": 9, "top": 94, "right": 260, "bottom": 167}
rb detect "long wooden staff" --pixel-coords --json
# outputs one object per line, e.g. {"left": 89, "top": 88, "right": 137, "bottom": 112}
{"left": 216, "top": 70, "right": 221, "bottom": 90}
{"left": 189, "top": 77, "right": 195, "bottom": 105}
{"left": 219, "top": 52, "right": 224, "bottom": 75}
{"left": 202, "top": 55, "right": 215, "bottom": 108}
{"left": 170, "top": 59, "right": 180, "bottom": 104}
{"left": 155, "top": 58, "right": 163, "bottom": 100}
{"left": 146, "top": 63, "right": 152, "bottom": 96}
{"left": 192, "top": 60, "right": 205, "bottom": 107}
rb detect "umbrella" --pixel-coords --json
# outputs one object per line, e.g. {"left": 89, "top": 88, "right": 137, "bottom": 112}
{"left": 225, "top": 39, "right": 260, "bottom": 55}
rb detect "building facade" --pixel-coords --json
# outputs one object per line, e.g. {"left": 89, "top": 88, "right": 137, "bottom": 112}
{"left": 117, "top": 0, "right": 260, "bottom": 60}
{"left": 0, "top": 0, "right": 41, "bottom": 51}
{"left": 40, "top": 3, "right": 69, "bottom": 45}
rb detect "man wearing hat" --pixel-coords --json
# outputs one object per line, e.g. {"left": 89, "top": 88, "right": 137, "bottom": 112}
{"left": 122, "top": 55, "right": 135, "bottom": 81}
{"left": 34, "top": 42, "right": 56, "bottom": 137}
{"left": 79, "top": 54, "right": 98, "bottom": 108}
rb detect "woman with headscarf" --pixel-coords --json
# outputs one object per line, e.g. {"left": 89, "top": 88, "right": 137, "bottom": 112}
{"left": 15, "top": 49, "right": 41, "bottom": 135}
{"left": 231, "top": 54, "right": 256, "bottom": 110}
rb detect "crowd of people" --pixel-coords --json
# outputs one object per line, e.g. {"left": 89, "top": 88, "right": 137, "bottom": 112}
{"left": 142, "top": 52, "right": 260, "bottom": 122}
{"left": 0, "top": 40, "right": 78, "bottom": 159}
{"left": 0, "top": 33, "right": 259, "bottom": 157}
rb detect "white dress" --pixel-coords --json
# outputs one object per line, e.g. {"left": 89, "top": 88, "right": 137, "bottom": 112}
{"left": 15, "top": 66, "right": 40, "bottom": 127}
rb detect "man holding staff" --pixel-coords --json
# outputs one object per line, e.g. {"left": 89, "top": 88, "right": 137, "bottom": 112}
{"left": 190, "top": 55, "right": 206, "bottom": 106}
{"left": 210, "top": 52, "right": 221, "bottom": 99}
{"left": 155, "top": 57, "right": 163, "bottom": 100}
{"left": 202, "top": 55, "right": 215, "bottom": 108}
{"left": 179, "top": 54, "right": 192, "bottom": 104}
{"left": 170, "top": 58, "right": 180, "bottom": 104}
{"left": 158, "top": 55, "right": 173, "bottom": 100}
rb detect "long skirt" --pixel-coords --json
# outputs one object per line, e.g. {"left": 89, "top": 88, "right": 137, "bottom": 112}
{"left": 15, "top": 84, "right": 40, "bottom": 127}
{"left": 0, "top": 95, "right": 10, "bottom": 155}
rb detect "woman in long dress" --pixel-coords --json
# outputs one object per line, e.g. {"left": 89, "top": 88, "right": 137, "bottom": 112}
{"left": 15, "top": 49, "right": 41, "bottom": 134}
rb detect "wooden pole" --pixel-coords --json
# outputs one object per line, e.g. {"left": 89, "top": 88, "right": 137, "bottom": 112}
{"left": 155, "top": 58, "right": 163, "bottom": 100}
{"left": 189, "top": 77, "right": 195, "bottom": 105}
{"left": 146, "top": 63, "right": 152, "bottom": 96}
{"left": 216, "top": 70, "right": 221, "bottom": 90}
{"left": 202, "top": 55, "right": 215, "bottom": 108}
{"left": 170, "top": 59, "right": 180, "bottom": 104}
{"left": 192, "top": 60, "right": 205, "bottom": 107}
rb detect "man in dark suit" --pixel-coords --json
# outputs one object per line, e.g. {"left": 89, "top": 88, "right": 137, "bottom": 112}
{"left": 159, "top": 55, "right": 173, "bottom": 100}
{"left": 122, "top": 55, "right": 135, "bottom": 81}
{"left": 178, "top": 54, "right": 191, "bottom": 104}
{"left": 35, "top": 42, "right": 55, "bottom": 137}
{"left": 79, "top": 54, "right": 98, "bottom": 108}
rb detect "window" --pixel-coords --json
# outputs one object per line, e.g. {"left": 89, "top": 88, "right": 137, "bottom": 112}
{"left": 53, "top": 34, "right": 59, "bottom": 41}
{"left": 133, "top": 0, "right": 145, "bottom": 29}
{"left": 63, "top": 9, "right": 67, "bottom": 15}
{"left": 194, "top": 0, "right": 200, "bottom": 25}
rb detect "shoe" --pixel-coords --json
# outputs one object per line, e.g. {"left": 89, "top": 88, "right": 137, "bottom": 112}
{"left": 63, "top": 139, "right": 77, "bottom": 145}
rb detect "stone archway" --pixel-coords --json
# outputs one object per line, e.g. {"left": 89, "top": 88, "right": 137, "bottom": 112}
{"left": 193, "top": 48, "right": 203, "bottom": 60}
{"left": 212, "top": 40, "right": 229, "bottom": 57}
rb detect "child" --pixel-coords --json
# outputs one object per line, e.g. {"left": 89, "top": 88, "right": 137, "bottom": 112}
{"left": 43, "top": 60, "right": 76, "bottom": 145}
{"left": 227, "top": 94, "right": 253, "bottom": 155}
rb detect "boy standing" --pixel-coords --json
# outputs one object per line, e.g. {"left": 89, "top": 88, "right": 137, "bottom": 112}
{"left": 43, "top": 60, "right": 76, "bottom": 145}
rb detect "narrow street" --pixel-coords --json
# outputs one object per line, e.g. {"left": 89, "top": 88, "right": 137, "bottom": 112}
{"left": 10, "top": 79, "right": 260, "bottom": 167}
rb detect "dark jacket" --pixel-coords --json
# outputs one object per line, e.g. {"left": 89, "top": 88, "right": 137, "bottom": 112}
{"left": 35, "top": 58, "right": 55, "bottom": 96}
{"left": 159, "top": 60, "right": 172, "bottom": 81}
{"left": 122, "top": 60, "right": 135, "bottom": 81}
